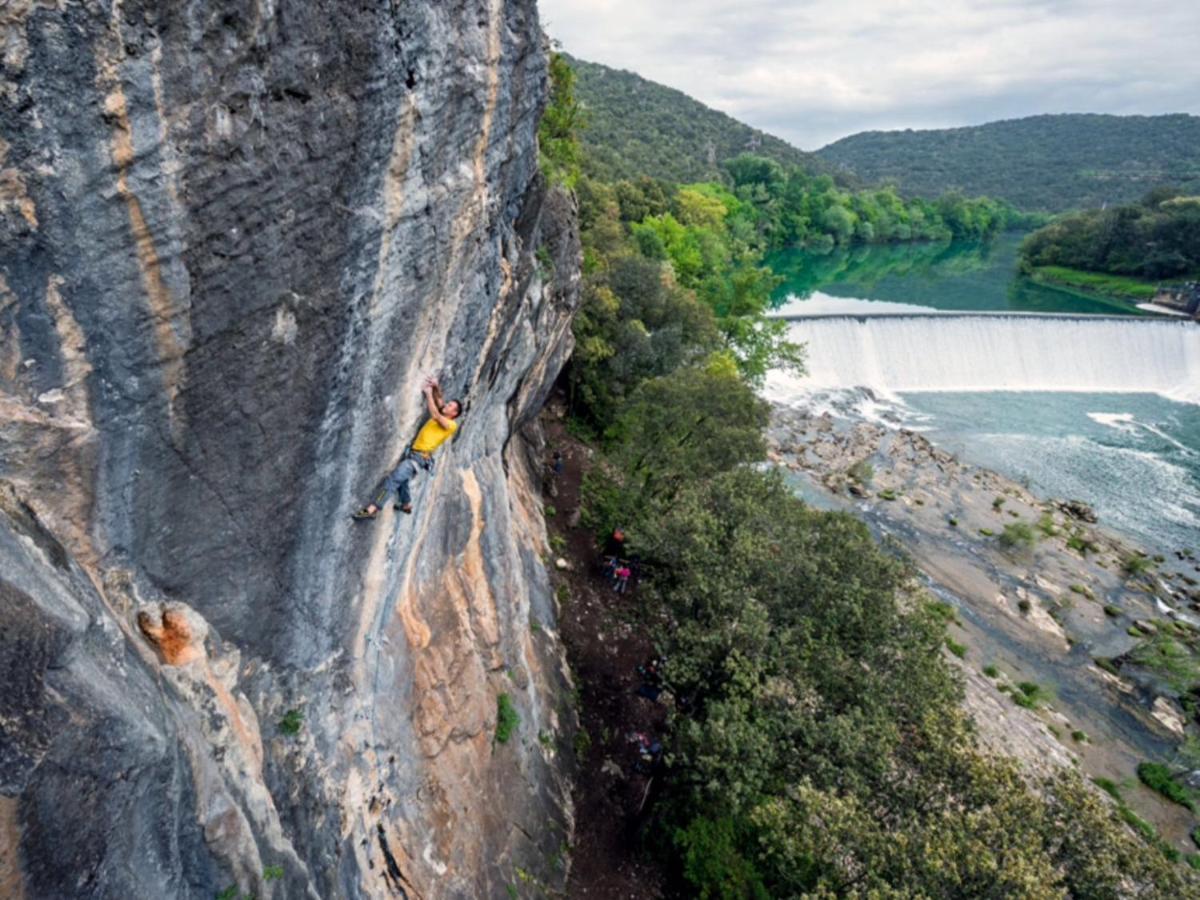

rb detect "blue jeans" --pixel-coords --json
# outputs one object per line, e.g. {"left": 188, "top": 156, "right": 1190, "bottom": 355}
{"left": 374, "top": 452, "right": 432, "bottom": 508}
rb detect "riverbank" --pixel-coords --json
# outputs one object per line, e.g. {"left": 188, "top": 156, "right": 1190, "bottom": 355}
{"left": 768, "top": 401, "right": 1200, "bottom": 855}
{"left": 1027, "top": 264, "right": 1160, "bottom": 303}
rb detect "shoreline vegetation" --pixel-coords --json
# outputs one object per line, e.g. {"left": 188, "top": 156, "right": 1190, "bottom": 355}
{"left": 1018, "top": 189, "right": 1200, "bottom": 309}
{"left": 539, "top": 54, "right": 1200, "bottom": 896}
{"left": 1026, "top": 265, "right": 1162, "bottom": 302}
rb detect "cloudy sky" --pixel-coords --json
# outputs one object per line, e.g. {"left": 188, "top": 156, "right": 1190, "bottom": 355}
{"left": 538, "top": 0, "right": 1200, "bottom": 149}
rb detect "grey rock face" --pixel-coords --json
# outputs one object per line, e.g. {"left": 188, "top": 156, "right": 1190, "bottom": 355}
{"left": 0, "top": 1, "right": 581, "bottom": 897}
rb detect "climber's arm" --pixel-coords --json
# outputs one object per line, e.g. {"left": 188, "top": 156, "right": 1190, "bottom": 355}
{"left": 424, "top": 381, "right": 454, "bottom": 430}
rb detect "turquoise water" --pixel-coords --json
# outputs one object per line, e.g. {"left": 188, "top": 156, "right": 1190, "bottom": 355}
{"left": 764, "top": 235, "right": 1199, "bottom": 552}
{"left": 767, "top": 233, "right": 1153, "bottom": 316}
{"left": 900, "top": 392, "right": 1200, "bottom": 553}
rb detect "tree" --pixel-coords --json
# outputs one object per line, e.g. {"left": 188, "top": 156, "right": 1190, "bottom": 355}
{"left": 538, "top": 53, "right": 583, "bottom": 188}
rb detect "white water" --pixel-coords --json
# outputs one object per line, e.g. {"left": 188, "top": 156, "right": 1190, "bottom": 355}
{"left": 768, "top": 314, "right": 1200, "bottom": 404}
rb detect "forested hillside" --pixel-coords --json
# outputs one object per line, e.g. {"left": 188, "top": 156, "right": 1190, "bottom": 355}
{"left": 539, "top": 55, "right": 1200, "bottom": 897}
{"left": 818, "top": 114, "right": 1200, "bottom": 212}
{"left": 564, "top": 53, "right": 827, "bottom": 184}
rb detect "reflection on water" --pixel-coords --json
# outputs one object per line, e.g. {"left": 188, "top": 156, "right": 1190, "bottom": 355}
{"left": 767, "top": 233, "right": 1153, "bottom": 316}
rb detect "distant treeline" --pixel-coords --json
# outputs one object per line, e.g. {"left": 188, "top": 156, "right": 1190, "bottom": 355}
{"left": 712, "top": 154, "right": 1032, "bottom": 252}
{"left": 1020, "top": 188, "right": 1200, "bottom": 279}
{"left": 818, "top": 113, "right": 1200, "bottom": 213}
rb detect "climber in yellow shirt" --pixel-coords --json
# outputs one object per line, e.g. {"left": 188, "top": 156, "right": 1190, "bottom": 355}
{"left": 353, "top": 377, "right": 462, "bottom": 519}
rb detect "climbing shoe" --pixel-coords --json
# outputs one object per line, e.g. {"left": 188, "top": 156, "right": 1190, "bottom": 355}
{"left": 352, "top": 507, "right": 377, "bottom": 520}
{"left": 394, "top": 502, "right": 413, "bottom": 514}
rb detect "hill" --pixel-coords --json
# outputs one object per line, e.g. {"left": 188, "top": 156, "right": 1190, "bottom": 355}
{"left": 564, "top": 53, "right": 826, "bottom": 183}
{"left": 817, "top": 113, "right": 1200, "bottom": 212}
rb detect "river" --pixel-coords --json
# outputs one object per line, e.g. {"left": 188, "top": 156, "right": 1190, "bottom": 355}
{"left": 764, "top": 234, "right": 1200, "bottom": 553}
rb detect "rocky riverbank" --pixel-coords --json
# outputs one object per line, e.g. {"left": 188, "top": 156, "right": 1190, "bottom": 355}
{"left": 768, "top": 400, "right": 1200, "bottom": 850}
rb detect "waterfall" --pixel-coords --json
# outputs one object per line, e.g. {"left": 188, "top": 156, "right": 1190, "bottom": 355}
{"left": 767, "top": 314, "right": 1200, "bottom": 403}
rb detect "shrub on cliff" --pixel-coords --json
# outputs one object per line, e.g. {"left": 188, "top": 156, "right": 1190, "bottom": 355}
{"left": 539, "top": 53, "right": 583, "bottom": 189}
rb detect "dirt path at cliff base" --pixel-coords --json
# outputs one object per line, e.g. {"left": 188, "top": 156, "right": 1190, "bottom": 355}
{"left": 539, "top": 398, "right": 667, "bottom": 899}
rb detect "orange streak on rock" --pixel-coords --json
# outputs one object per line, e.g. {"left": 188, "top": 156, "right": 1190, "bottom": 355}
{"left": 103, "top": 87, "right": 186, "bottom": 426}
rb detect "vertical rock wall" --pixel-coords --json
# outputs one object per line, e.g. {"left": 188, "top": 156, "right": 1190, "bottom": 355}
{"left": 0, "top": 1, "right": 581, "bottom": 897}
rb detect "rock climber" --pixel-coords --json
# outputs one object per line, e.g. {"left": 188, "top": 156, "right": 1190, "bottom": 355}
{"left": 353, "top": 377, "right": 462, "bottom": 519}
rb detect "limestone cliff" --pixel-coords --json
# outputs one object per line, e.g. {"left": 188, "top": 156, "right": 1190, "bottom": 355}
{"left": 0, "top": 2, "right": 581, "bottom": 897}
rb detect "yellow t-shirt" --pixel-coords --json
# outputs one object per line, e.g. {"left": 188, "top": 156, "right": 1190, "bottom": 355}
{"left": 411, "top": 417, "right": 458, "bottom": 454}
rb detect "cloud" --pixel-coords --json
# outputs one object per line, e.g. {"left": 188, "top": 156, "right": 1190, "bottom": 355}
{"left": 539, "top": 0, "right": 1200, "bottom": 148}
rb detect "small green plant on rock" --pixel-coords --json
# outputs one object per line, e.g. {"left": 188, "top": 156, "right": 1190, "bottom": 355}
{"left": 1137, "top": 762, "right": 1196, "bottom": 811}
{"left": 983, "top": 664, "right": 999, "bottom": 678}
{"left": 1103, "top": 604, "right": 1121, "bottom": 618}
{"left": 1067, "top": 532, "right": 1097, "bottom": 556}
{"left": 979, "top": 528, "right": 995, "bottom": 537}
{"left": 847, "top": 459, "right": 874, "bottom": 485}
{"left": 878, "top": 488, "right": 898, "bottom": 501}
{"left": 999, "top": 522, "right": 1037, "bottom": 551}
{"left": 263, "top": 866, "right": 284, "bottom": 881}
{"left": 945, "top": 638, "right": 967, "bottom": 659}
{"left": 1071, "top": 730, "right": 1088, "bottom": 743}
{"left": 1037, "top": 512, "right": 1059, "bottom": 537}
{"left": 574, "top": 727, "right": 592, "bottom": 760}
{"left": 279, "top": 708, "right": 304, "bottom": 737}
{"left": 495, "top": 693, "right": 520, "bottom": 744}
{"left": 1012, "top": 681, "right": 1050, "bottom": 709}
{"left": 993, "top": 496, "right": 1006, "bottom": 511}
{"left": 1123, "top": 554, "right": 1154, "bottom": 578}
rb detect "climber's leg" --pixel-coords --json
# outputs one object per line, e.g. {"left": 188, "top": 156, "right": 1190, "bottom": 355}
{"left": 353, "top": 458, "right": 419, "bottom": 520}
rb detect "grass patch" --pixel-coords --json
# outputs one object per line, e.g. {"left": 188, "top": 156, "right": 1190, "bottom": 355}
{"left": 550, "top": 533, "right": 567, "bottom": 554}
{"left": 1137, "top": 762, "right": 1196, "bottom": 812}
{"left": 1067, "top": 533, "right": 1097, "bottom": 556}
{"left": 1017, "top": 598, "right": 1032, "bottom": 614}
{"left": 544, "top": 504, "right": 557, "bottom": 518}
{"left": 1129, "top": 635, "right": 1200, "bottom": 693}
{"left": 878, "top": 489, "right": 898, "bottom": 501}
{"left": 947, "top": 516, "right": 958, "bottom": 527}
{"left": 1071, "top": 730, "right": 1088, "bottom": 743}
{"left": 263, "top": 866, "right": 284, "bottom": 881}
{"left": 1093, "top": 656, "right": 1120, "bottom": 676}
{"left": 1012, "top": 680, "right": 1051, "bottom": 709}
{"left": 979, "top": 528, "right": 995, "bottom": 537}
{"left": 1069, "top": 583, "right": 1093, "bottom": 600}
{"left": 1037, "top": 513, "right": 1060, "bottom": 537}
{"left": 574, "top": 727, "right": 592, "bottom": 760}
{"left": 945, "top": 638, "right": 967, "bottom": 659}
{"left": 983, "top": 664, "right": 1000, "bottom": 678}
{"left": 495, "top": 693, "right": 520, "bottom": 744}
{"left": 278, "top": 708, "right": 304, "bottom": 737}
{"left": 1092, "top": 777, "right": 1122, "bottom": 801}
{"left": 992, "top": 496, "right": 1006, "bottom": 511}
{"left": 1123, "top": 554, "right": 1154, "bottom": 577}
{"left": 847, "top": 459, "right": 874, "bottom": 485}
{"left": 1103, "top": 604, "right": 1121, "bottom": 618}
{"left": 1031, "top": 265, "right": 1159, "bottom": 300}
{"left": 925, "top": 599, "right": 958, "bottom": 626}
{"left": 1118, "top": 804, "right": 1159, "bottom": 843}
{"left": 998, "top": 521, "right": 1037, "bottom": 551}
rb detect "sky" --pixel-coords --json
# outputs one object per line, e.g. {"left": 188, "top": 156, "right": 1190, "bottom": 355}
{"left": 538, "top": 0, "right": 1200, "bottom": 150}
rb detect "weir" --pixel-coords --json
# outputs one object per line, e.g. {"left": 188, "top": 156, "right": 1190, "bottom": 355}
{"left": 772, "top": 313, "right": 1200, "bottom": 402}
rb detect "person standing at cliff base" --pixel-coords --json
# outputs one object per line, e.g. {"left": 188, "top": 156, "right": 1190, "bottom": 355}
{"left": 353, "top": 378, "right": 461, "bottom": 519}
